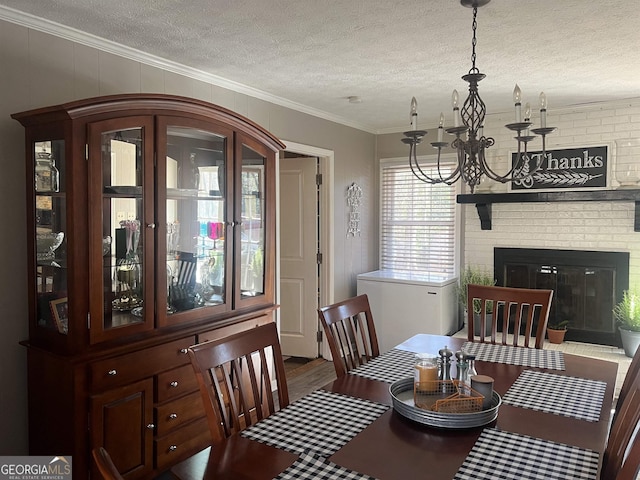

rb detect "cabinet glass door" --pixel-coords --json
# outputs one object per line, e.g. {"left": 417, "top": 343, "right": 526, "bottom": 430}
{"left": 34, "top": 139, "right": 68, "bottom": 335}
{"left": 239, "top": 144, "right": 266, "bottom": 298}
{"left": 89, "top": 117, "right": 155, "bottom": 342}
{"left": 157, "top": 121, "right": 233, "bottom": 326}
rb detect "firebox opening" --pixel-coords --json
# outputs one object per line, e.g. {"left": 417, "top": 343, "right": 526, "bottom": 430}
{"left": 494, "top": 248, "right": 629, "bottom": 347}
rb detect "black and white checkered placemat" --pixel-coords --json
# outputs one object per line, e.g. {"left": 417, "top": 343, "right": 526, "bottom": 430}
{"left": 348, "top": 348, "right": 416, "bottom": 383}
{"left": 241, "top": 389, "right": 389, "bottom": 456}
{"left": 454, "top": 428, "right": 599, "bottom": 480}
{"left": 502, "top": 370, "right": 606, "bottom": 422}
{"left": 462, "top": 341, "right": 565, "bottom": 370}
{"left": 274, "top": 449, "right": 378, "bottom": 480}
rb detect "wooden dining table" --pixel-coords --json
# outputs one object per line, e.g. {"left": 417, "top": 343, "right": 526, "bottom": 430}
{"left": 170, "top": 334, "right": 618, "bottom": 480}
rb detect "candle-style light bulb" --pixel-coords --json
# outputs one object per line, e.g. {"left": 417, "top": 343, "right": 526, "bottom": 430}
{"left": 452, "top": 90, "right": 460, "bottom": 127}
{"left": 539, "top": 92, "right": 547, "bottom": 128}
{"left": 524, "top": 102, "right": 531, "bottom": 136}
{"left": 410, "top": 97, "right": 418, "bottom": 130}
{"left": 524, "top": 102, "right": 531, "bottom": 122}
{"left": 438, "top": 112, "right": 444, "bottom": 142}
{"left": 513, "top": 84, "right": 522, "bottom": 123}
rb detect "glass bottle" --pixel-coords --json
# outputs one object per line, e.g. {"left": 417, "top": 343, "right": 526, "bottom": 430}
{"left": 466, "top": 354, "right": 478, "bottom": 379}
{"left": 35, "top": 150, "right": 59, "bottom": 192}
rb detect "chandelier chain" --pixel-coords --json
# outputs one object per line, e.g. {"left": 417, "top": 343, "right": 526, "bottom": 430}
{"left": 470, "top": 6, "right": 479, "bottom": 74}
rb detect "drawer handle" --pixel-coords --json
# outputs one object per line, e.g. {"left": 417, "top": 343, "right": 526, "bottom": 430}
{"left": 169, "top": 445, "right": 178, "bottom": 452}
{"left": 170, "top": 381, "right": 179, "bottom": 388}
{"left": 169, "top": 413, "right": 178, "bottom": 420}
{"left": 180, "top": 348, "right": 188, "bottom": 355}
{"left": 107, "top": 369, "right": 117, "bottom": 376}
{"left": 146, "top": 423, "right": 155, "bottom": 430}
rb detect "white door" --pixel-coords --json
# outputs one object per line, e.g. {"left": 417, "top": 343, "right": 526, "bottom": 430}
{"left": 279, "top": 156, "right": 319, "bottom": 357}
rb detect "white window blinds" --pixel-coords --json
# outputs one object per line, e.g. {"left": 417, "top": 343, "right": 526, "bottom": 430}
{"left": 380, "top": 161, "right": 456, "bottom": 275}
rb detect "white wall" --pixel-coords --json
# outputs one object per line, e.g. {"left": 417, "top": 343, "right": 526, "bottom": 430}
{"left": 463, "top": 99, "right": 640, "bottom": 287}
{"left": 0, "top": 19, "right": 376, "bottom": 454}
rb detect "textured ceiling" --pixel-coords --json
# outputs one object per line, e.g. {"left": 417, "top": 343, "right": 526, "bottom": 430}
{"left": 0, "top": 0, "right": 639, "bottom": 133}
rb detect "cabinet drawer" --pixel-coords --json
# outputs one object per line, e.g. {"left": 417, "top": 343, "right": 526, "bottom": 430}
{"left": 155, "top": 419, "right": 211, "bottom": 471}
{"left": 157, "top": 364, "right": 199, "bottom": 404}
{"left": 155, "top": 391, "right": 204, "bottom": 436}
{"left": 91, "top": 337, "right": 195, "bottom": 391}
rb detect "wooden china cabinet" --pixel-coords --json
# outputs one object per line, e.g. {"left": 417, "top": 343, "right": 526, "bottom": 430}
{"left": 12, "top": 94, "right": 284, "bottom": 479}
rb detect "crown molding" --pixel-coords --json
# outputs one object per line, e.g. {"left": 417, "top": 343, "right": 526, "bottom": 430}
{"left": 0, "top": 5, "right": 376, "bottom": 134}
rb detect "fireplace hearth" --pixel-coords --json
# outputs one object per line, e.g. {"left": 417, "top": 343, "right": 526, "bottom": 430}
{"left": 494, "top": 248, "right": 629, "bottom": 346}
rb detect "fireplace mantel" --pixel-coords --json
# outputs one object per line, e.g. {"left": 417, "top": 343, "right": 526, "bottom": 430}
{"left": 457, "top": 189, "right": 640, "bottom": 230}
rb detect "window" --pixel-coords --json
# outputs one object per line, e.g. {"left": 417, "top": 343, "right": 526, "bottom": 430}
{"left": 380, "top": 157, "right": 457, "bottom": 275}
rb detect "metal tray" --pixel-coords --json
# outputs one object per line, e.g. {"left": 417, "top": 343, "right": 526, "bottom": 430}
{"left": 389, "top": 377, "right": 501, "bottom": 429}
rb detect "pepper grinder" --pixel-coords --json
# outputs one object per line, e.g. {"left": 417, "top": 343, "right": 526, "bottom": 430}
{"left": 438, "top": 345, "right": 453, "bottom": 381}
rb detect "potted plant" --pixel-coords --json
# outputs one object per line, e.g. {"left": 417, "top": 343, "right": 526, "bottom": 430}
{"left": 457, "top": 265, "right": 495, "bottom": 336}
{"left": 546, "top": 319, "right": 569, "bottom": 344}
{"left": 613, "top": 289, "right": 640, "bottom": 358}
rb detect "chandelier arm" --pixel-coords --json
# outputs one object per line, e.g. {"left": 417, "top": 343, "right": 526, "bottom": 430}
{"left": 409, "top": 143, "right": 445, "bottom": 184}
{"left": 481, "top": 139, "right": 533, "bottom": 182}
{"left": 409, "top": 141, "right": 461, "bottom": 184}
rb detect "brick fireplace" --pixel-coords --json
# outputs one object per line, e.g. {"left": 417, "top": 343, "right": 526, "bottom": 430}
{"left": 494, "top": 247, "right": 629, "bottom": 346}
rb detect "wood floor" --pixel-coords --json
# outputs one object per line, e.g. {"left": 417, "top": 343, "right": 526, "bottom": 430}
{"left": 283, "top": 357, "right": 337, "bottom": 402}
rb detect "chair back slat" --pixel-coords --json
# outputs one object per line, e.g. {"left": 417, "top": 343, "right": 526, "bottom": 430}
{"left": 602, "top": 384, "right": 640, "bottom": 479}
{"left": 188, "top": 322, "right": 289, "bottom": 444}
{"left": 467, "top": 284, "right": 553, "bottom": 349}
{"left": 613, "top": 345, "right": 640, "bottom": 425}
{"left": 318, "top": 294, "right": 380, "bottom": 377}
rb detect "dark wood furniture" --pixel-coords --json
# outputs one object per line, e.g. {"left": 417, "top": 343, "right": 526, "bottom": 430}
{"left": 171, "top": 334, "right": 617, "bottom": 479}
{"left": 613, "top": 344, "right": 640, "bottom": 425}
{"left": 318, "top": 294, "right": 380, "bottom": 377}
{"left": 12, "top": 94, "right": 284, "bottom": 479}
{"left": 467, "top": 284, "right": 553, "bottom": 349}
{"left": 188, "top": 322, "right": 289, "bottom": 443}
{"left": 602, "top": 383, "right": 640, "bottom": 480}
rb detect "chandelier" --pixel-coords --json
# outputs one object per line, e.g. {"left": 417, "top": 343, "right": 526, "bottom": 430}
{"left": 402, "top": 0, "right": 556, "bottom": 193}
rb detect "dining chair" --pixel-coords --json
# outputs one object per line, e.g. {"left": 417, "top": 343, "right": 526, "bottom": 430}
{"left": 601, "top": 382, "right": 640, "bottom": 479}
{"left": 612, "top": 345, "right": 640, "bottom": 425}
{"left": 317, "top": 294, "right": 380, "bottom": 378}
{"left": 91, "top": 446, "right": 124, "bottom": 480}
{"left": 466, "top": 284, "right": 553, "bottom": 349}
{"left": 187, "top": 322, "right": 289, "bottom": 444}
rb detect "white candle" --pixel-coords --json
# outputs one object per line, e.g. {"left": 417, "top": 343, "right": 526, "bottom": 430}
{"left": 438, "top": 112, "right": 444, "bottom": 142}
{"left": 513, "top": 84, "right": 522, "bottom": 123}
{"left": 539, "top": 92, "right": 547, "bottom": 128}
{"left": 410, "top": 97, "right": 418, "bottom": 130}
{"left": 452, "top": 90, "right": 460, "bottom": 127}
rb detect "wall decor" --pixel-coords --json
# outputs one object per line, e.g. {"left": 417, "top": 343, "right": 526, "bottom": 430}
{"left": 509, "top": 145, "right": 609, "bottom": 191}
{"left": 347, "top": 182, "right": 362, "bottom": 237}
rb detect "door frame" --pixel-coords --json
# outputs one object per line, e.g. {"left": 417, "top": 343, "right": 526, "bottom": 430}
{"left": 276, "top": 141, "right": 334, "bottom": 359}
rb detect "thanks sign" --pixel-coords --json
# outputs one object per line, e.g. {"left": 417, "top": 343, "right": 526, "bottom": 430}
{"left": 510, "top": 145, "right": 608, "bottom": 190}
